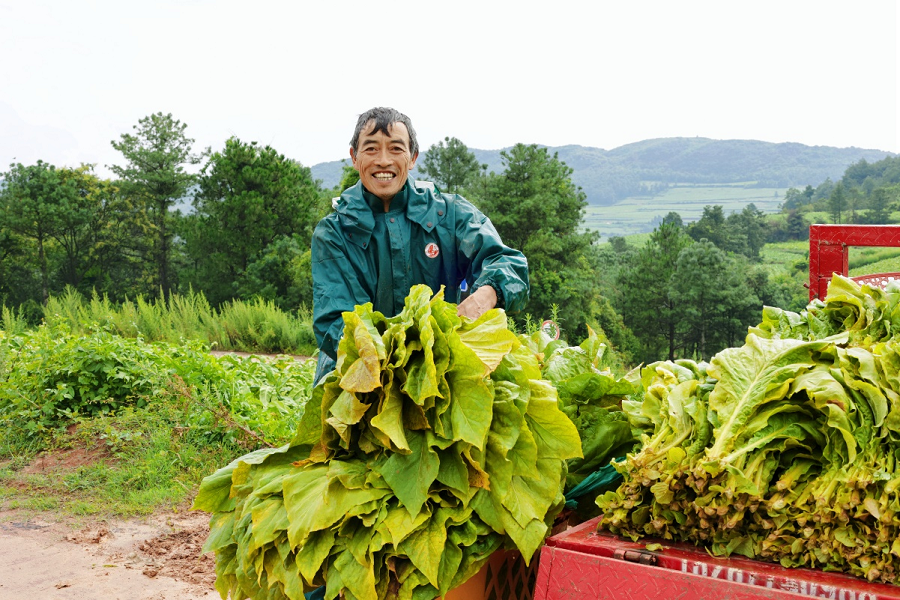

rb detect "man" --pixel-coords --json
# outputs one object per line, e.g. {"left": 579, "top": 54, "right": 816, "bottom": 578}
{"left": 311, "top": 107, "right": 529, "bottom": 382}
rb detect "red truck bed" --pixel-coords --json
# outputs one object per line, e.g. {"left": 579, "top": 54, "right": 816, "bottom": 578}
{"left": 534, "top": 517, "right": 900, "bottom": 600}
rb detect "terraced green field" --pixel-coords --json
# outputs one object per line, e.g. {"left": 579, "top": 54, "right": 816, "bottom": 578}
{"left": 760, "top": 240, "right": 808, "bottom": 277}
{"left": 848, "top": 249, "right": 900, "bottom": 277}
{"left": 743, "top": 239, "right": 900, "bottom": 283}
{"left": 600, "top": 231, "right": 900, "bottom": 283}
{"left": 583, "top": 183, "right": 791, "bottom": 240}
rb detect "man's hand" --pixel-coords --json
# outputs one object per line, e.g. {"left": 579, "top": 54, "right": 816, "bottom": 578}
{"left": 457, "top": 285, "right": 497, "bottom": 320}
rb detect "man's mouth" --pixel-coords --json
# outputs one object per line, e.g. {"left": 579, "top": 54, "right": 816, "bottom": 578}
{"left": 373, "top": 172, "right": 395, "bottom": 181}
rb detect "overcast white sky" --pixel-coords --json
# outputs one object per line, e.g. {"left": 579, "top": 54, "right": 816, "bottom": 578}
{"left": 1, "top": 0, "right": 898, "bottom": 178}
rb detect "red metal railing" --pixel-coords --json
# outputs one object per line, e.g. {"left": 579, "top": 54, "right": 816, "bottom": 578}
{"left": 809, "top": 224, "right": 900, "bottom": 301}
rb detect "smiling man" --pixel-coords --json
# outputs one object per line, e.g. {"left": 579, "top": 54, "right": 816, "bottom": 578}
{"left": 310, "top": 107, "right": 530, "bottom": 382}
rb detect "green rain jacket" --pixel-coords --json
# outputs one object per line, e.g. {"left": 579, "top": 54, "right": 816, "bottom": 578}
{"left": 312, "top": 177, "right": 529, "bottom": 362}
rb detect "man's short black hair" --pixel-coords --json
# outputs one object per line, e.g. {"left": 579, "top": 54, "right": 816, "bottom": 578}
{"left": 350, "top": 107, "right": 418, "bottom": 157}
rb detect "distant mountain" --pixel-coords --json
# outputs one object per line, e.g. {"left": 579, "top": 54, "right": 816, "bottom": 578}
{"left": 309, "top": 160, "right": 347, "bottom": 191}
{"left": 310, "top": 138, "right": 894, "bottom": 206}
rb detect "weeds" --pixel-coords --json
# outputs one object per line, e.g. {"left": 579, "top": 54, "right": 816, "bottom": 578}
{"left": 29, "top": 287, "right": 317, "bottom": 356}
{"left": 0, "top": 323, "right": 317, "bottom": 517}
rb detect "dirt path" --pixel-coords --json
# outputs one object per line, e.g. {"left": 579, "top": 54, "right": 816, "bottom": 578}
{"left": 209, "top": 350, "right": 310, "bottom": 362}
{"left": 0, "top": 509, "right": 217, "bottom": 600}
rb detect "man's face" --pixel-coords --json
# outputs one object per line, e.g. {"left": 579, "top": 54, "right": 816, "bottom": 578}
{"left": 351, "top": 121, "right": 418, "bottom": 204}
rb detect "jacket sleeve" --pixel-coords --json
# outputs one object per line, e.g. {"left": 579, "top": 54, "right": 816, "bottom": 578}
{"left": 453, "top": 198, "right": 530, "bottom": 313}
{"left": 311, "top": 218, "right": 371, "bottom": 360}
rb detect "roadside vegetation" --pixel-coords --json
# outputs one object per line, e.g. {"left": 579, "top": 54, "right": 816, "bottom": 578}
{"left": 0, "top": 314, "right": 315, "bottom": 517}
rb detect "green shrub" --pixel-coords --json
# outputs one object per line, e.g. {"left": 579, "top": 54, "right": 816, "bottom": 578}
{"left": 0, "top": 325, "right": 316, "bottom": 444}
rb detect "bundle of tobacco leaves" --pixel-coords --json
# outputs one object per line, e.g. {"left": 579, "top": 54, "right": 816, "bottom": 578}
{"left": 193, "top": 285, "right": 582, "bottom": 600}
{"left": 522, "top": 327, "right": 642, "bottom": 491}
{"left": 598, "top": 275, "right": 900, "bottom": 584}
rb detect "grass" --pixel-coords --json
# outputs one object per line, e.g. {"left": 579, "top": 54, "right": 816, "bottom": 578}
{"left": 34, "top": 287, "right": 317, "bottom": 356}
{"left": 9, "top": 222, "right": 900, "bottom": 523}
{"left": 583, "top": 183, "right": 790, "bottom": 240}
{"left": 849, "top": 255, "right": 900, "bottom": 277}
{"left": 848, "top": 248, "right": 900, "bottom": 273}
{"left": 602, "top": 226, "right": 900, "bottom": 295}
{"left": 0, "top": 325, "right": 317, "bottom": 518}
{"left": 692, "top": 232, "right": 900, "bottom": 281}
{"left": 0, "top": 399, "right": 277, "bottom": 517}
{"left": 760, "top": 241, "right": 808, "bottom": 277}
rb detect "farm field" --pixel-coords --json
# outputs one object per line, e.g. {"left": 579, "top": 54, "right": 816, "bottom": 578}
{"left": 848, "top": 248, "right": 900, "bottom": 277}
{"left": 759, "top": 240, "right": 808, "bottom": 277}
{"left": 583, "top": 183, "right": 790, "bottom": 240}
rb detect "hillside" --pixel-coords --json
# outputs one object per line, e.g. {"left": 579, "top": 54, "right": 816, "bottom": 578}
{"left": 310, "top": 137, "right": 893, "bottom": 206}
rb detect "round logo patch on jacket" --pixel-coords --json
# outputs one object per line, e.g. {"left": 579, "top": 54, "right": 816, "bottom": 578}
{"left": 425, "top": 243, "right": 440, "bottom": 258}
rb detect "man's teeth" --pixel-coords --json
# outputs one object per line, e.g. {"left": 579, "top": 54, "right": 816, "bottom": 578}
{"left": 374, "top": 173, "right": 395, "bottom": 180}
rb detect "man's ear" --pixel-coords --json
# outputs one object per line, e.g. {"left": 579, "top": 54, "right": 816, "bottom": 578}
{"left": 349, "top": 148, "right": 360, "bottom": 171}
{"left": 409, "top": 151, "right": 418, "bottom": 169}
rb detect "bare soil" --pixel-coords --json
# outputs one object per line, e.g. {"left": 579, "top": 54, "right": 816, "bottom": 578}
{"left": 1, "top": 445, "right": 218, "bottom": 599}
{"left": 0, "top": 508, "right": 217, "bottom": 600}
{"left": 19, "top": 444, "right": 113, "bottom": 475}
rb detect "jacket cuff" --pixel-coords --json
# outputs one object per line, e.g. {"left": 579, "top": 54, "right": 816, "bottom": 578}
{"left": 474, "top": 280, "right": 505, "bottom": 309}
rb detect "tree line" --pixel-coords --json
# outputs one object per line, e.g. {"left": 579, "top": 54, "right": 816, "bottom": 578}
{"left": 781, "top": 155, "right": 900, "bottom": 226}
{"left": 0, "top": 113, "right": 326, "bottom": 321}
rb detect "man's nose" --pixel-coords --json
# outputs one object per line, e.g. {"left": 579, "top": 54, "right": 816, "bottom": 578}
{"left": 374, "top": 148, "right": 392, "bottom": 165}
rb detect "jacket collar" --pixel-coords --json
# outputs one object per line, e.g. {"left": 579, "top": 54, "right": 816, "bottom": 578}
{"left": 335, "top": 177, "right": 440, "bottom": 247}
{"left": 405, "top": 179, "right": 440, "bottom": 231}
